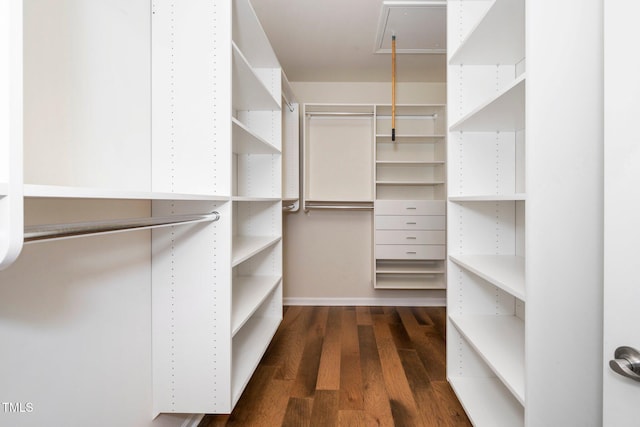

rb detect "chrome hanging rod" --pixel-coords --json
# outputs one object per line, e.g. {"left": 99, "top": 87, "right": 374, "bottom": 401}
{"left": 24, "top": 211, "right": 220, "bottom": 243}
{"left": 282, "top": 93, "right": 295, "bottom": 113}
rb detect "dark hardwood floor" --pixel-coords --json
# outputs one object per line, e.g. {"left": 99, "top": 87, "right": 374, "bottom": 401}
{"left": 200, "top": 306, "right": 471, "bottom": 427}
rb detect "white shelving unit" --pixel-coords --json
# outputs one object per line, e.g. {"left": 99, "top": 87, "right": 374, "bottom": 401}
{"left": 447, "top": 0, "right": 603, "bottom": 425}
{"left": 151, "top": 0, "right": 282, "bottom": 415}
{"left": 447, "top": 0, "right": 525, "bottom": 424}
{"left": 374, "top": 104, "right": 447, "bottom": 289}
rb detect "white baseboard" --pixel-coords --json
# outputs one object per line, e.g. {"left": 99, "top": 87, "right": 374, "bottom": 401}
{"left": 180, "top": 413, "right": 205, "bottom": 427}
{"left": 283, "top": 297, "right": 446, "bottom": 307}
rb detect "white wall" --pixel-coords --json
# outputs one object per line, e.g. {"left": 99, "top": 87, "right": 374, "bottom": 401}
{"left": 283, "top": 82, "right": 447, "bottom": 305}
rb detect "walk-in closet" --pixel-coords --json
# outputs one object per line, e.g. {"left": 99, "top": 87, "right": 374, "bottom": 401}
{"left": 2, "top": 0, "right": 637, "bottom": 426}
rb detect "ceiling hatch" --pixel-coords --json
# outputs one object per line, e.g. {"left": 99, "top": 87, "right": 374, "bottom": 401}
{"left": 375, "top": 1, "right": 447, "bottom": 54}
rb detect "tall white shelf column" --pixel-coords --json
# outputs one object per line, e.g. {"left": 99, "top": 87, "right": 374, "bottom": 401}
{"left": 447, "top": 0, "right": 603, "bottom": 426}
{"left": 151, "top": 0, "right": 282, "bottom": 414}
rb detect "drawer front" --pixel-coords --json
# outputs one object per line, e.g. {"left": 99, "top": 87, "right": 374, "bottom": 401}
{"left": 375, "top": 244, "right": 446, "bottom": 260}
{"left": 375, "top": 215, "right": 446, "bottom": 230}
{"left": 375, "top": 230, "right": 445, "bottom": 245}
{"left": 375, "top": 200, "right": 445, "bottom": 216}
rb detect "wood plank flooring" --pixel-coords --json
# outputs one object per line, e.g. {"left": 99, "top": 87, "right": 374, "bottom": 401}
{"left": 200, "top": 306, "right": 471, "bottom": 427}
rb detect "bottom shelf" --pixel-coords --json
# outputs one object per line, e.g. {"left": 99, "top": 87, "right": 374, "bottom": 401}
{"left": 375, "top": 273, "right": 445, "bottom": 289}
{"left": 231, "top": 290, "right": 282, "bottom": 405}
{"left": 449, "top": 377, "right": 524, "bottom": 427}
{"left": 375, "top": 259, "right": 445, "bottom": 289}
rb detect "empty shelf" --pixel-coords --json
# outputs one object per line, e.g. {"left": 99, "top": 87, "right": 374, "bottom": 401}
{"left": 449, "top": 377, "right": 524, "bottom": 427}
{"left": 449, "top": 254, "right": 525, "bottom": 300}
{"left": 450, "top": 75, "right": 525, "bottom": 132}
{"left": 232, "top": 235, "right": 281, "bottom": 266}
{"left": 232, "top": 275, "right": 281, "bottom": 336}
{"left": 450, "top": 314, "right": 525, "bottom": 404}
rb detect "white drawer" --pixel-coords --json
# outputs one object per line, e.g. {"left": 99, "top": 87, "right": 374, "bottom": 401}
{"left": 375, "top": 230, "right": 445, "bottom": 245}
{"left": 375, "top": 200, "right": 445, "bottom": 216}
{"left": 375, "top": 244, "right": 446, "bottom": 260}
{"left": 375, "top": 215, "right": 446, "bottom": 230}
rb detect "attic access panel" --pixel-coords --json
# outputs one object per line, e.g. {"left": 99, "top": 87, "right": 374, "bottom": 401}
{"left": 375, "top": 1, "right": 446, "bottom": 54}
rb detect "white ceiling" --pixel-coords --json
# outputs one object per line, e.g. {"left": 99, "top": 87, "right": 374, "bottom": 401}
{"left": 250, "top": 0, "right": 447, "bottom": 83}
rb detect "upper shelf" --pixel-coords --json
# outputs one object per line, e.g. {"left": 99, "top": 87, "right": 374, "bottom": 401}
{"left": 23, "top": 184, "right": 229, "bottom": 201}
{"left": 449, "top": 0, "right": 525, "bottom": 65}
{"left": 232, "top": 44, "right": 280, "bottom": 111}
{"left": 450, "top": 75, "right": 525, "bottom": 132}
{"left": 232, "top": 0, "right": 279, "bottom": 68}
{"left": 376, "top": 104, "right": 445, "bottom": 117}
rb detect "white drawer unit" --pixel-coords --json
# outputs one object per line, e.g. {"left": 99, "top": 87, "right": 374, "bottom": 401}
{"left": 374, "top": 200, "right": 446, "bottom": 216}
{"left": 375, "top": 230, "right": 445, "bottom": 245}
{"left": 375, "top": 244, "right": 446, "bottom": 260}
{"left": 374, "top": 199, "right": 447, "bottom": 288}
{"left": 375, "top": 215, "right": 446, "bottom": 230}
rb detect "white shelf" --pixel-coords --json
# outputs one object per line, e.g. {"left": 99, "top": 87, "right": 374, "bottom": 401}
{"left": 376, "top": 161, "right": 445, "bottom": 165}
{"left": 232, "top": 118, "right": 281, "bottom": 155}
{"left": 232, "top": 275, "right": 281, "bottom": 336}
{"left": 376, "top": 268, "right": 445, "bottom": 274}
{"left": 232, "top": 196, "right": 281, "bottom": 202}
{"left": 231, "top": 235, "right": 281, "bottom": 266}
{"left": 376, "top": 181, "right": 445, "bottom": 186}
{"left": 232, "top": 43, "right": 279, "bottom": 111}
{"left": 449, "top": 0, "right": 525, "bottom": 65}
{"left": 450, "top": 75, "right": 525, "bottom": 132}
{"left": 232, "top": 0, "right": 279, "bottom": 68}
{"left": 23, "top": 184, "right": 229, "bottom": 201}
{"left": 231, "top": 313, "right": 281, "bottom": 405}
{"left": 449, "top": 254, "right": 525, "bottom": 300}
{"left": 376, "top": 104, "right": 445, "bottom": 116}
{"left": 376, "top": 134, "right": 446, "bottom": 140}
{"left": 450, "top": 315, "right": 525, "bottom": 404}
{"left": 448, "top": 377, "right": 524, "bottom": 427}
{"left": 449, "top": 193, "right": 526, "bottom": 202}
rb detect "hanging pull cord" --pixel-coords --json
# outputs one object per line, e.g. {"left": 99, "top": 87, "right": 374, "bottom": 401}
{"left": 392, "top": 34, "right": 396, "bottom": 142}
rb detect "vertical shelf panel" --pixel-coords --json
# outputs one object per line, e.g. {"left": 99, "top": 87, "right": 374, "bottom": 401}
{"left": 0, "top": 0, "right": 23, "bottom": 270}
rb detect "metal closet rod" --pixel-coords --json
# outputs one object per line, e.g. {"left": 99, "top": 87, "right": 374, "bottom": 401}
{"left": 24, "top": 211, "right": 220, "bottom": 243}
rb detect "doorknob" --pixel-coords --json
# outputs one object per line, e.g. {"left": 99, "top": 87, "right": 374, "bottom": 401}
{"left": 610, "top": 346, "right": 640, "bottom": 382}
